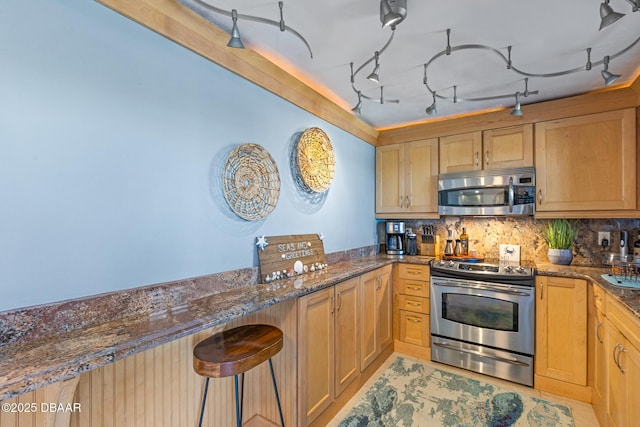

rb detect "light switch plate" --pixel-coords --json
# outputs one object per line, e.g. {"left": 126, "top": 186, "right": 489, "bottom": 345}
{"left": 500, "top": 244, "right": 521, "bottom": 263}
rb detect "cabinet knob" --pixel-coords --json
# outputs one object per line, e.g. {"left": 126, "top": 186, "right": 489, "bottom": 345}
{"left": 485, "top": 150, "right": 490, "bottom": 166}
{"left": 538, "top": 190, "right": 543, "bottom": 205}
{"left": 475, "top": 152, "right": 479, "bottom": 167}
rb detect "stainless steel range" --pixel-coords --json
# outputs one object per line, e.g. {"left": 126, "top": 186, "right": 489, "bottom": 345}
{"left": 430, "top": 259, "right": 535, "bottom": 386}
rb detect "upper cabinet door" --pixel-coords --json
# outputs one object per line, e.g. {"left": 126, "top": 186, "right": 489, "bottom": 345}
{"left": 376, "top": 139, "right": 439, "bottom": 215}
{"left": 535, "top": 109, "right": 637, "bottom": 214}
{"left": 482, "top": 124, "right": 533, "bottom": 170}
{"left": 376, "top": 144, "right": 405, "bottom": 213}
{"left": 439, "top": 131, "right": 482, "bottom": 173}
{"left": 405, "top": 138, "right": 438, "bottom": 213}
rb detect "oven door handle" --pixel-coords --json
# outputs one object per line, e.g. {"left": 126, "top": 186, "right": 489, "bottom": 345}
{"left": 432, "top": 281, "right": 532, "bottom": 296}
{"left": 433, "top": 341, "right": 530, "bottom": 367}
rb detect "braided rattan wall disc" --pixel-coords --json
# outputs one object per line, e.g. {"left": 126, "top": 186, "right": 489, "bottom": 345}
{"left": 222, "top": 144, "right": 280, "bottom": 221}
{"left": 296, "top": 127, "right": 335, "bottom": 193}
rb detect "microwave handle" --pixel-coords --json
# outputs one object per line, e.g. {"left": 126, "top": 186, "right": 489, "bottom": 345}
{"left": 508, "top": 177, "right": 514, "bottom": 213}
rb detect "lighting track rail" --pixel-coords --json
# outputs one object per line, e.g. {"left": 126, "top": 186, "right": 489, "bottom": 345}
{"left": 186, "top": 0, "right": 313, "bottom": 58}
{"left": 350, "top": 0, "right": 640, "bottom": 118}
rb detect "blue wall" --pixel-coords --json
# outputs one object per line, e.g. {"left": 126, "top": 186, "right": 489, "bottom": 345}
{"left": 0, "top": 0, "right": 375, "bottom": 311}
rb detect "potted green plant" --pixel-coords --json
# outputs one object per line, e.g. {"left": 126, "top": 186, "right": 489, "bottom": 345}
{"left": 543, "top": 219, "right": 579, "bottom": 265}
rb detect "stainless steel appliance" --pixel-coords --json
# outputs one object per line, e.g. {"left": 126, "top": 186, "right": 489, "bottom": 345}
{"left": 430, "top": 259, "right": 535, "bottom": 386}
{"left": 385, "top": 221, "right": 405, "bottom": 255}
{"left": 438, "top": 167, "right": 535, "bottom": 216}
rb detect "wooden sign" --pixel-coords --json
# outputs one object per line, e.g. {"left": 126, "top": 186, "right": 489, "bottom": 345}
{"left": 256, "top": 234, "right": 326, "bottom": 282}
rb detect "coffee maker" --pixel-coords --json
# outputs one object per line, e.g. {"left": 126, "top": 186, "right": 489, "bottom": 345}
{"left": 386, "top": 221, "right": 406, "bottom": 255}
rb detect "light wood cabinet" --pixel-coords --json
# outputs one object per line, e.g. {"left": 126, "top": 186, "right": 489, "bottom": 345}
{"left": 588, "top": 283, "right": 608, "bottom": 427}
{"left": 298, "top": 268, "right": 391, "bottom": 426}
{"left": 535, "top": 276, "right": 589, "bottom": 401}
{"left": 375, "top": 139, "right": 438, "bottom": 215}
{"left": 439, "top": 125, "right": 533, "bottom": 173}
{"left": 360, "top": 265, "right": 393, "bottom": 371}
{"left": 297, "top": 277, "right": 361, "bottom": 426}
{"left": 298, "top": 287, "right": 335, "bottom": 426}
{"left": 482, "top": 124, "right": 533, "bottom": 170}
{"left": 439, "top": 131, "right": 483, "bottom": 173}
{"left": 604, "top": 294, "right": 640, "bottom": 427}
{"left": 334, "top": 278, "right": 360, "bottom": 398}
{"left": 394, "top": 264, "right": 431, "bottom": 358}
{"left": 534, "top": 108, "right": 637, "bottom": 216}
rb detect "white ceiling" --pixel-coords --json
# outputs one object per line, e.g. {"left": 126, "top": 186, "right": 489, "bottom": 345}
{"left": 182, "top": 0, "right": 640, "bottom": 129}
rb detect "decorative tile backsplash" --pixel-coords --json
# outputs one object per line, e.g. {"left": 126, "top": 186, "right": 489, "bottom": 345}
{"left": 379, "top": 217, "right": 640, "bottom": 266}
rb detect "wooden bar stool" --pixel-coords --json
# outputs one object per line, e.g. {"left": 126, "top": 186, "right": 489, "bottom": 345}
{"left": 193, "top": 324, "right": 285, "bottom": 427}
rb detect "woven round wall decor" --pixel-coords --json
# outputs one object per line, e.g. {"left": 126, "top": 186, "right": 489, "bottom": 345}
{"left": 222, "top": 144, "right": 280, "bottom": 221}
{"left": 296, "top": 127, "right": 335, "bottom": 193}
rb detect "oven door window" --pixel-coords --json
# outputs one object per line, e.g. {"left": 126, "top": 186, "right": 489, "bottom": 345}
{"left": 442, "top": 293, "right": 518, "bottom": 332}
{"left": 440, "top": 187, "right": 506, "bottom": 207}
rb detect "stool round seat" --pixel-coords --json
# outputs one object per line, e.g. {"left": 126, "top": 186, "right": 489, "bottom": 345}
{"left": 193, "top": 324, "right": 285, "bottom": 427}
{"left": 193, "top": 324, "right": 283, "bottom": 378}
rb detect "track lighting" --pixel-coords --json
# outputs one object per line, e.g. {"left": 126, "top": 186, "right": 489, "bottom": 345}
{"left": 601, "top": 56, "right": 621, "bottom": 86}
{"left": 425, "top": 92, "right": 438, "bottom": 116}
{"left": 187, "top": 0, "right": 313, "bottom": 58}
{"left": 600, "top": 0, "right": 625, "bottom": 30}
{"left": 511, "top": 93, "right": 523, "bottom": 116}
{"left": 380, "top": 0, "right": 407, "bottom": 28}
{"left": 348, "top": 2, "right": 638, "bottom": 120}
{"left": 352, "top": 92, "right": 362, "bottom": 114}
{"left": 367, "top": 52, "right": 381, "bottom": 83}
{"left": 227, "top": 9, "right": 244, "bottom": 49}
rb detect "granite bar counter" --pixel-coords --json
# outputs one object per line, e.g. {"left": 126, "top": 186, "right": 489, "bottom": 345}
{"left": 2, "top": 252, "right": 639, "bottom": 403}
{"left": 0, "top": 252, "right": 410, "bottom": 401}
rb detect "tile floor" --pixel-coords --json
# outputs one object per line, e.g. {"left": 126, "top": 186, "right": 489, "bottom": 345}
{"left": 327, "top": 352, "right": 600, "bottom": 427}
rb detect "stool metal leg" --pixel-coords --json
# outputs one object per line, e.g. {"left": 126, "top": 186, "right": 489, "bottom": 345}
{"left": 240, "top": 372, "right": 245, "bottom": 424}
{"left": 198, "top": 377, "right": 210, "bottom": 427}
{"left": 234, "top": 375, "right": 242, "bottom": 427}
{"left": 268, "top": 358, "right": 285, "bottom": 427}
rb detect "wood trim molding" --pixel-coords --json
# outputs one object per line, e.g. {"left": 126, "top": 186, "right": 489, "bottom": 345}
{"left": 378, "top": 85, "right": 640, "bottom": 145}
{"left": 96, "top": 0, "right": 379, "bottom": 145}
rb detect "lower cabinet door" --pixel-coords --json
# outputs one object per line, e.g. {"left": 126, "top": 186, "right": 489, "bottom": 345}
{"left": 399, "top": 310, "right": 430, "bottom": 347}
{"left": 335, "top": 278, "right": 360, "bottom": 397}
{"left": 298, "top": 288, "right": 334, "bottom": 426}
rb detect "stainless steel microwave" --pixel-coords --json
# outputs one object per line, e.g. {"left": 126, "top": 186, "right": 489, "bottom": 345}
{"left": 438, "top": 167, "right": 535, "bottom": 216}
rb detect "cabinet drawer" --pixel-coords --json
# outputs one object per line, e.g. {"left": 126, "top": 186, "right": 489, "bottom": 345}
{"left": 399, "top": 279, "right": 429, "bottom": 297}
{"left": 592, "top": 283, "right": 606, "bottom": 313}
{"left": 399, "top": 311, "right": 430, "bottom": 347}
{"left": 398, "top": 295, "right": 429, "bottom": 314}
{"left": 398, "top": 264, "right": 430, "bottom": 281}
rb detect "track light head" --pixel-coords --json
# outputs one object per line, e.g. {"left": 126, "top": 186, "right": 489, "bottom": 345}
{"left": 227, "top": 9, "right": 244, "bottom": 48}
{"left": 367, "top": 52, "right": 381, "bottom": 83}
{"left": 601, "top": 56, "right": 621, "bottom": 86}
{"left": 602, "top": 69, "right": 621, "bottom": 86}
{"left": 380, "top": 0, "right": 407, "bottom": 28}
{"left": 600, "top": 0, "right": 625, "bottom": 30}
{"left": 511, "top": 93, "right": 523, "bottom": 116}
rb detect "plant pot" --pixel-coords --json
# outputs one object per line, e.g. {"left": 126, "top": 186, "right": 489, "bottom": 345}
{"left": 548, "top": 248, "right": 573, "bottom": 265}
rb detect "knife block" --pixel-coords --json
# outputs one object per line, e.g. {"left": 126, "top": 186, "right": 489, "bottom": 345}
{"left": 419, "top": 235, "right": 440, "bottom": 256}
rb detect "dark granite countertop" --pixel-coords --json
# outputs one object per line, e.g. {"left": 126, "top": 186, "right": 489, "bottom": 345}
{"left": 1, "top": 253, "right": 639, "bottom": 402}
{"left": 0, "top": 255, "right": 402, "bottom": 401}
{"left": 535, "top": 263, "right": 640, "bottom": 319}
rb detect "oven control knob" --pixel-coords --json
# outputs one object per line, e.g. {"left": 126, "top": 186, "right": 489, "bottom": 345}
{"left": 516, "top": 266, "right": 526, "bottom": 274}
{"left": 504, "top": 265, "right": 513, "bottom": 273}
{"left": 448, "top": 261, "right": 455, "bottom": 268}
{"left": 438, "top": 260, "right": 446, "bottom": 266}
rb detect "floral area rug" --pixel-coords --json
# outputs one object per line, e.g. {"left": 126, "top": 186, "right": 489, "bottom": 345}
{"left": 337, "top": 356, "right": 574, "bottom": 427}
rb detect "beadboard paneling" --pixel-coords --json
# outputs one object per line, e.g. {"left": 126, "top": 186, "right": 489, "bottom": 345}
{"left": 0, "top": 298, "right": 297, "bottom": 427}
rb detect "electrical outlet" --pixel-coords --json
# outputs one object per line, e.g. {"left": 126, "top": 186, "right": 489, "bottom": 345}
{"left": 598, "top": 231, "right": 611, "bottom": 247}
